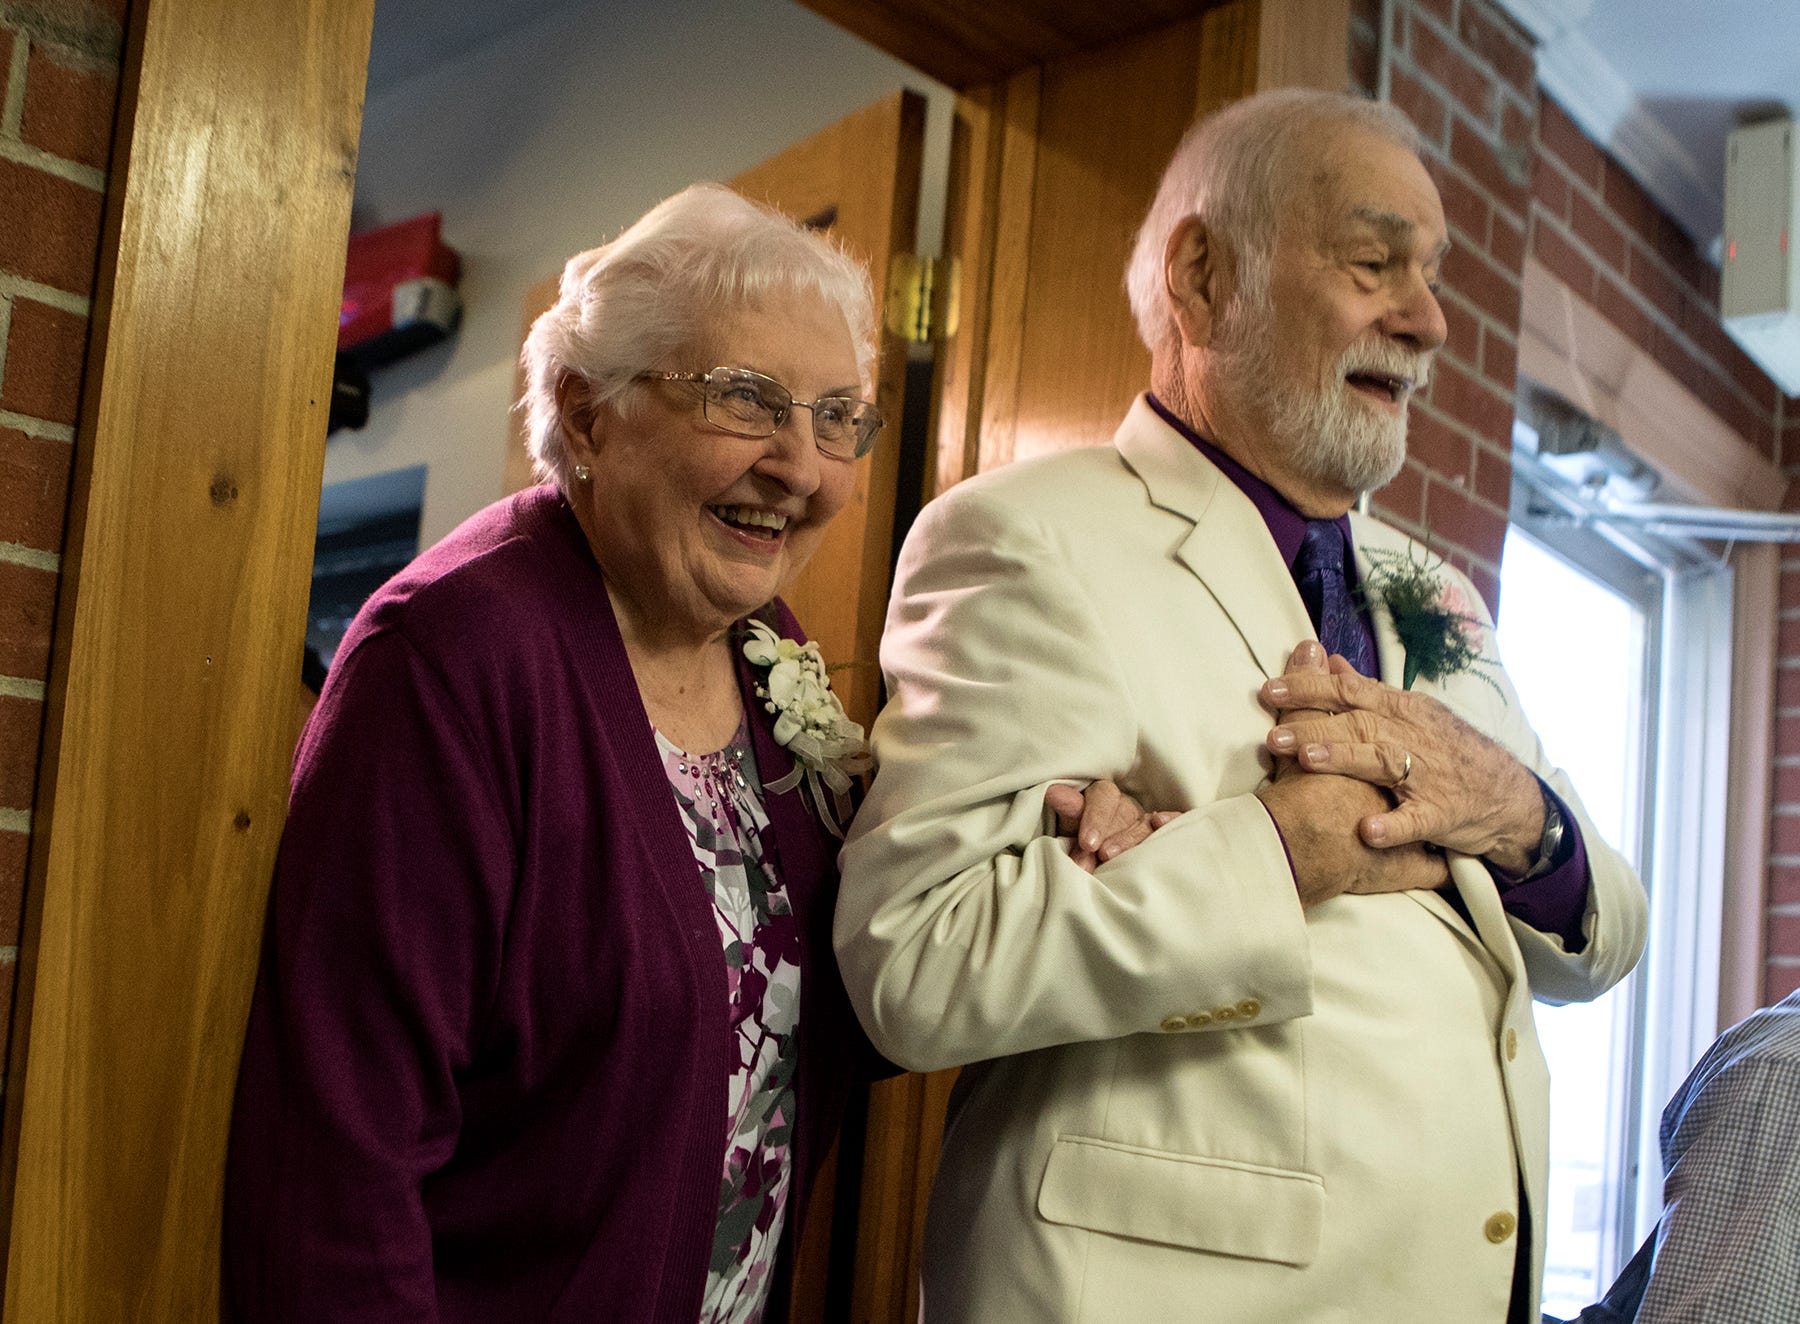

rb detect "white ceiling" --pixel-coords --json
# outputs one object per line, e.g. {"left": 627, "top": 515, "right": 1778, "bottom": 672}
{"left": 363, "top": 0, "right": 590, "bottom": 100}
{"left": 364, "top": 0, "right": 1800, "bottom": 253}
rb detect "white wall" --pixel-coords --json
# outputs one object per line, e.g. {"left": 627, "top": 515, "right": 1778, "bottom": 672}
{"left": 336, "top": 0, "right": 950, "bottom": 547}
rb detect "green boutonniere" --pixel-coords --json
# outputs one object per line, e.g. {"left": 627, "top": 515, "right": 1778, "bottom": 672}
{"left": 1356, "top": 546, "right": 1502, "bottom": 694}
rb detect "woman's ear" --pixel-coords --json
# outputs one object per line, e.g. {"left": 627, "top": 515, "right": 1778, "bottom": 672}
{"left": 1164, "top": 215, "right": 1220, "bottom": 350}
{"left": 555, "top": 370, "right": 598, "bottom": 460}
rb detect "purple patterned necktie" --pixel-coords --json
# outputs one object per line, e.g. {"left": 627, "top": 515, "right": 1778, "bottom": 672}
{"left": 1293, "top": 520, "right": 1378, "bottom": 679}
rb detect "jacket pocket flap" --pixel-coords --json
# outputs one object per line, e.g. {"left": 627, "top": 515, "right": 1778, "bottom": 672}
{"left": 1036, "top": 1135, "right": 1323, "bottom": 1266}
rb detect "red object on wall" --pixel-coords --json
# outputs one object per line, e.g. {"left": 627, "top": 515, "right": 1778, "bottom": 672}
{"left": 338, "top": 211, "right": 462, "bottom": 366}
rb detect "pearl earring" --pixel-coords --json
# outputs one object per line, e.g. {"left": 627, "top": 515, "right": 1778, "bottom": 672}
{"left": 573, "top": 464, "right": 591, "bottom": 482}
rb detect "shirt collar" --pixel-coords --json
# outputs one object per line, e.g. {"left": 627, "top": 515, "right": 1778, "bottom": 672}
{"left": 1144, "top": 393, "right": 1353, "bottom": 571}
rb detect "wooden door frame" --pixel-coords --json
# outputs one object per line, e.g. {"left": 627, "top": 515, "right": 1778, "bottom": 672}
{"left": 3, "top": 0, "right": 372, "bottom": 1314}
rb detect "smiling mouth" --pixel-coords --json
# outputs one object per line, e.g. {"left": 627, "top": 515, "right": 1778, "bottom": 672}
{"left": 709, "top": 504, "right": 790, "bottom": 541}
{"left": 1344, "top": 370, "right": 1415, "bottom": 404}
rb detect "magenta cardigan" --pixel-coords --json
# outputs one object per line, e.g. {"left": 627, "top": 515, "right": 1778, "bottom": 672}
{"left": 224, "top": 485, "right": 873, "bottom": 1322}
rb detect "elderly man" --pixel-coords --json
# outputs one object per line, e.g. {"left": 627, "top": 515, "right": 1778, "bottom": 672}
{"left": 835, "top": 89, "right": 1648, "bottom": 1323}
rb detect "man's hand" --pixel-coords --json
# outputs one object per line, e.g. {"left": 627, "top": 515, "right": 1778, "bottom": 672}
{"left": 1257, "top": 643, "right": 1449, "bottom": 905}
{"left": 1043, "top": 780, "right": 1179, "bottom": 873}
{"left": 1266, "top": 642, "right": 1332, "bottom": 783}
{"left": 1260, "top": 654, "right": 1543, "bottom": 874}
{"left": 1256, "top": 772, "right": 1451, "bottom": 906}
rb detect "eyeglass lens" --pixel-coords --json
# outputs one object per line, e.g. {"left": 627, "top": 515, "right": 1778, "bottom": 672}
{"left": 702, "top": 368, "right": 880, "bottom": 457}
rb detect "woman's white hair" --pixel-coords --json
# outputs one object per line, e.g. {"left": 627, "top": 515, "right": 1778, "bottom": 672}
{"left": 1125, "top": 89, "right": 1423, "bottom": 361}
{"left": 520, "top": 183, "right": 878, "bottom": 490}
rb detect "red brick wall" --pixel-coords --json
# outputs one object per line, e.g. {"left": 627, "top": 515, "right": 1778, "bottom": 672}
{"left": 1530, "top": 98, "right": 1779, "bottom": 460}
{"left": 0, "top": 0, "right": 127, "bottom": 1077}
{"left": 1776, "top": 403, "right": 1800, "bottom": 999}
{"left": 1350, "top": 0, "right": 1538, "bottom": 614}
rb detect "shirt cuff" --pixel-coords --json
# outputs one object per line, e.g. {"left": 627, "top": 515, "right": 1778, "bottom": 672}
{"left": 1488, "top": 780, "right": 1590, "bottom": 951}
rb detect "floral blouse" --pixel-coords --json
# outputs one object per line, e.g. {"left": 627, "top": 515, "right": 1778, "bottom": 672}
{"left": 656, "top": 721, "right": 802, "bottom": 1324}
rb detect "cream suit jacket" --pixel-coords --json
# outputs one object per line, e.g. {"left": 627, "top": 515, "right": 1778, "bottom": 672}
{"left": 835, "top": 396, "right": 1649, "bottom": 1324}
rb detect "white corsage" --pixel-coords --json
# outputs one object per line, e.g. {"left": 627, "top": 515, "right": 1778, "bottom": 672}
{"left": 742, "top": 619, "right": 871, "bottom": 838}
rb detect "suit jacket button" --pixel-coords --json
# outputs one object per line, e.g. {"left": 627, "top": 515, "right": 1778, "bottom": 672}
{"left": 1185, "top": 1011, "right": 1213, "bottom": 1029}
{"left": 1213, "top": 1005, "right": 1237, "bottom": 1022}
{"left": 1484, "top": 1211, "right": 1517, "bottom": 1243}
{"left": 1505, "top": 1028, "right": 1518, "bottom": 1060}
{"left": 1160, "top": 1015, "right": 1188, "bottom": 1033}
{"left": 1237, "top": 999, "right": 1261, "bottom": 1019}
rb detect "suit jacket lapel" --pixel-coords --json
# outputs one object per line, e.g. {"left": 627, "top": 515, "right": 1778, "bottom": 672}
{"left": 1116, "top": 397, "right": 1313, "bottom": 681}
{"left": 1349, "top": 513, "right": 1515, "bottom": 975}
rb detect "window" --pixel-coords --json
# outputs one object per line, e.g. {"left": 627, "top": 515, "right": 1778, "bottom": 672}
{"left": 1504, "top": 428, "right": 1734, "bottom": 1316}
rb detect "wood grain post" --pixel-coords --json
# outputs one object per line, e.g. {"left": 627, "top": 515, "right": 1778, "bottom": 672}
{"left": 2, "top": 0, "right": 372, "bottom": 1316}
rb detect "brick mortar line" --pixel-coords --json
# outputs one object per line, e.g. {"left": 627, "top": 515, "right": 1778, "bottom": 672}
{"left": 0, "top": 809, "right": 26, "bottom": 833}
{"left": 0, "top": 540, "right": 56, "bottom": 571}
{"left": 0, "top": 3, "right": 123, "bottom": 60}
{"left": 1770, "top": 956, "right": 1800, "bottom": 967}
{"left": 1442, "top": 291, "right": 1526, "bottom": 362}
{"left": 0, "top": 274, "right": 88, "bottom": 316}
{"left": 1399, "top": 53, "right": 1535, "bottom": 173}
{"left": 1401, "top": 5, "right": 1533, "bottom": 112}
{"left": 1412, "top": 399, "right": 1512, "bottom": 466}
{"left": 1531, "top": 177, "right": 1773, "bottom": 425}
{"left": 0, "top": 409, "right": 72, "bottom": 441}
{"left": 1396, "top": 54, "right": 1496, "bottom": 144}
{"left": 1411, "top": 438, "right": 1509, "bottom": 508}
{"left": 0, "top": 136, "right": 102, "bottom": 190}
{"left": 0, "top": 675, "right": 44, "bottom": 700}
{"left": 1772, "top": 903, "right": 1800, "bottom": 917}
{"left": 0, "top": 28, "right": 26, "bottom": 137}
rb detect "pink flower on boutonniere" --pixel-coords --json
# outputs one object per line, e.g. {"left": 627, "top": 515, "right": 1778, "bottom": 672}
{"left": 1355, "top": 546, "right": 1501, "bottom": 693}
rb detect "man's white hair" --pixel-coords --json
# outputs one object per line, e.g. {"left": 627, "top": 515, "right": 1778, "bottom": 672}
{"left": 1125, "top": 89, "right": 1423, "bottom": 360}
{"left": 520, "top": 183, "right": 877, "bottom": 490}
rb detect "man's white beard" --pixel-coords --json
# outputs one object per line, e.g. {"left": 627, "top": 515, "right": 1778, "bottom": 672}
{"left": 1212, "top": 295, "right": 1424, "bottom": 497}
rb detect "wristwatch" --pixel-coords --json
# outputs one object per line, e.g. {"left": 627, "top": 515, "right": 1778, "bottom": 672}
{"left": 1512, "top": 780, "right": 1566, "bottom": 884}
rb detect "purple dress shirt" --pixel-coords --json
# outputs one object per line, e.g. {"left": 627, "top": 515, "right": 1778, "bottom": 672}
{"left": 1145, "top": 395, "right": 1590, "bottom": 947}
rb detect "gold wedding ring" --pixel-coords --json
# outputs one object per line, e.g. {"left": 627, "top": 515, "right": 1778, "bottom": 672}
{"left": 1392, "top": 750, "right": 1413, "bottom": 790}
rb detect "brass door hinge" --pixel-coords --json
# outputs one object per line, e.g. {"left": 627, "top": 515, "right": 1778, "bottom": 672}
{"left": 885, "top": 253, "right": 960, "bottom": 343}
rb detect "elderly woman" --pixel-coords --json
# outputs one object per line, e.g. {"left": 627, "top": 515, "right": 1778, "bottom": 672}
{"left": 225, "top": 185, "right": 890, "bottom": 1323}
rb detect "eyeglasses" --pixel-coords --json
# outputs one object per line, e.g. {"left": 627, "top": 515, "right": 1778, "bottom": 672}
{"left": 639, "top": 366, "right": 885, "bottom": 460}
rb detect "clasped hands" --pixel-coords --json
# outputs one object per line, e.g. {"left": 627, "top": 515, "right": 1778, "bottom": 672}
{"left": 1048, "top": 642, "right": 1544, "bottom": 907}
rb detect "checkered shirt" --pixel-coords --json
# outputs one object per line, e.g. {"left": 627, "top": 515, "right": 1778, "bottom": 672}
{"left": 1564, "top": 989, "right": 1800, "bottom": 1322}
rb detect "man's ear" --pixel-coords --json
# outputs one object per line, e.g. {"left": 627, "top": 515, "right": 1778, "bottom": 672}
{"left": 1164, "top": 214, "right": 1221, "bottom": 349}
{"left": 555, "top": 370, "right": 599, "bottom": 460}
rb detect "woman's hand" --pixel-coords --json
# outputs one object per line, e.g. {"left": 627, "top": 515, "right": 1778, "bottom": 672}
{"left": 1043, "top": 780, "right": 1179, "bottom": 873}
